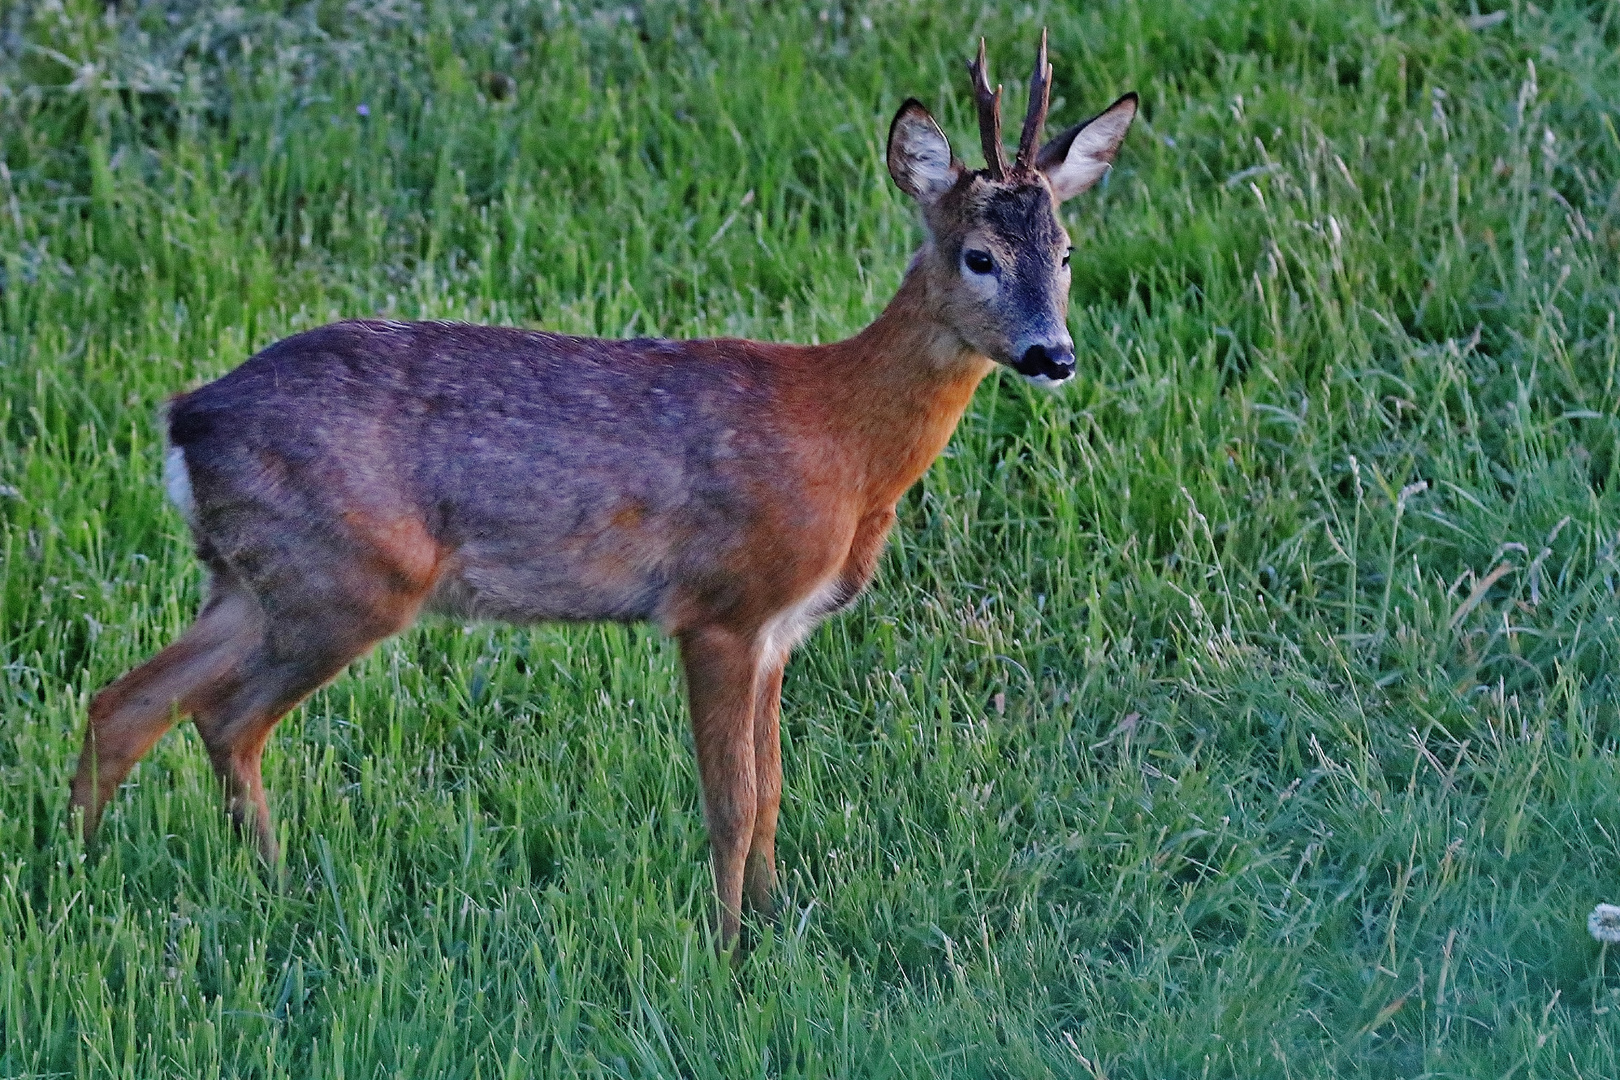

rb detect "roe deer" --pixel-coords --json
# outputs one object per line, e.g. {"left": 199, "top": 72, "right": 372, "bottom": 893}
{"left": 70, "top": 32, "right": 1136, "bottom": 945}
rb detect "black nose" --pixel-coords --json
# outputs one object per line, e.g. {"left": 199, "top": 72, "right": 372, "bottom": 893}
{"left": 1012, "top": 343, "right": 1076, "bottom": 382}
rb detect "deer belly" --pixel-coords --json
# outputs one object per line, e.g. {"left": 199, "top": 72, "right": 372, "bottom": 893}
{"left": 426, "top": 532, "right": 672, "bottom": 624}
{"left": 415, "top": 458, "right": 757, "bottom": 627}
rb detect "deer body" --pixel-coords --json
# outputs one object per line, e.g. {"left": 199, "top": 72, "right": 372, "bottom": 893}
{"left": 71, "top": 35, "right": 1135, "bottom": 945}
{"left": 165, "top": 301, "right": 980, "bottom": 642}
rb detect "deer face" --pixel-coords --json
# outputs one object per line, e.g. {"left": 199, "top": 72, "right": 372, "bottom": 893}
{"left": 886, "top": 35, "right": 1136, "bottom": 386}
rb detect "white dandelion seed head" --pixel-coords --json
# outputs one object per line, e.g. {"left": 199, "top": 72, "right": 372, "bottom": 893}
{"left": 1589, "top": 903, "right": 1620, "bottom": 944}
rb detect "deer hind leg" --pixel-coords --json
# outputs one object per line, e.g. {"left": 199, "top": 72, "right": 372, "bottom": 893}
{"left": 679, "top": 624, "right": 771, "bottom": 947}
{"left": 191, "top": 552, "right": 439, "bottom": 865}
{"left": 189, "top": 643, "right": 359, "bottom": 865}
{"left": 190, "top": 654, "right": 367, "bottom": 867}
{"left": 743, "top": 651, "right": 786, "bottom": 916}
{"left": 70, "top": 583, "right": 263, "bottom": 843}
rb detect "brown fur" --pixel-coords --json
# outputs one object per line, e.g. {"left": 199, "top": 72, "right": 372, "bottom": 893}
{"left": 69, "top": 41, "right": 1136, "bottom": 947}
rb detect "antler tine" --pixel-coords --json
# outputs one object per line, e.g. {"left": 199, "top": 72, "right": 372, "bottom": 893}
{"left": 967, "top": 38, "right": 1008, "bottom": 179}
{"left": 1014, "top": 27, "right": 1053, "bottom": 174}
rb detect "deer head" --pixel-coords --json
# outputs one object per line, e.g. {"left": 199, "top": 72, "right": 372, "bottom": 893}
{"left": 886, "top": 31, "right": 1137, "bottom": 386}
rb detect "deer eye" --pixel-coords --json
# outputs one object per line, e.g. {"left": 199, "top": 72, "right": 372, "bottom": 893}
{"left": 1061, "top": 248, "right": 1072, "bottom": 268}
{"left": 963, "top": 249, "right": 995, "bottom": 275}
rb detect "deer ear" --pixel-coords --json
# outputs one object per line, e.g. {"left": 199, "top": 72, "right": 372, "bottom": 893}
{"left": 887, "top": 100, "right": 959, "bottom": 205}
{"left": 1037, "top": 92, "right": 1137, "bottom": 203}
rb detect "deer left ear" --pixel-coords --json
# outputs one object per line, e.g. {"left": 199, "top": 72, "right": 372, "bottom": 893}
{"left": 887, "top": 99, "right": 960, "bottom": 206}
{"left": 1037, "top": 92, "right": 1138, "bottom": 203}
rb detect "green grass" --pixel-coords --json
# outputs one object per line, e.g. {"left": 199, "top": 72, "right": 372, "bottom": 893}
{"left": 3, "top": 0, "right": 1620, "bottom": 1075}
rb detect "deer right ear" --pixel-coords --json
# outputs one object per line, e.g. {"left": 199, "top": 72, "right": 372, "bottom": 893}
{"left": 887, "top": 100, "right": 959, "bottom": 205}
{"left": 1037, "top": 92, "right": 1138, "bottom": 203}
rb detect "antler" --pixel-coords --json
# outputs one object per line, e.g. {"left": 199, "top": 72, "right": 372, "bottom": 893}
{"left": 967, "top": 38, "right": 1008, "bottom": 180}
{"left": 1014, "top": 28, "right": 1053, "bottom": 173}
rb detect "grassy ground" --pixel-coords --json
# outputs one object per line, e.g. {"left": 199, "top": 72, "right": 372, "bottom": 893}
{"left": 3, "top": 0, "right": 1619, "bottom": 1075}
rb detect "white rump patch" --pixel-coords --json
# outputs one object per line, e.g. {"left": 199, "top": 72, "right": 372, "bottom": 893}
{"left": 164, "top": 445, "right": 197, "bottom": 526}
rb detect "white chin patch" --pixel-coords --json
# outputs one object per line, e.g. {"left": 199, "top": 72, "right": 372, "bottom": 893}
{"left": 1021, "top": 372, "right": 1073, "bottom": 390}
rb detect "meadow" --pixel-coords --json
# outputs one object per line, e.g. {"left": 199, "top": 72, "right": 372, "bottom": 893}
{"left": 3, "top": 0, "right": 1620, "bottom": 1075}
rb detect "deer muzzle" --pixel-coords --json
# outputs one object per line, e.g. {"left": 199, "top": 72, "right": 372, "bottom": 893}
{"left": 1011, "top": 340, "right": 1075, "bottom": 384}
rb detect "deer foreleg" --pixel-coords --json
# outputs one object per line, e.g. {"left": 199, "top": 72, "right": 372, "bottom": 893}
{"left": 744, "top": 653, "right": 786, "bottom": 914}
{"left": 679, "top": 625, "right": 767, "bottom": 947}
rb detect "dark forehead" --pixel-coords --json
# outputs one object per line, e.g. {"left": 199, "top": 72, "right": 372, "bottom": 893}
{"left": 965, "top": 179, "right": 1064, "bottom": 245}
{"left": 933, "top": 175, "right": 1069, "bottom": 250}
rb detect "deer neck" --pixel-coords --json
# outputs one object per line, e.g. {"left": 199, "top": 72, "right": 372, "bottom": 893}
{"left": 809, "top": 251, "right": 996, "bottom": 505}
